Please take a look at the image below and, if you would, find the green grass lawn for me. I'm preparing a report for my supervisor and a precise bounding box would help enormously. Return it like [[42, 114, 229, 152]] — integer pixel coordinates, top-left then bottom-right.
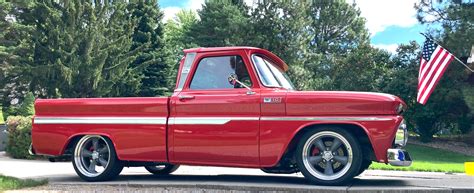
[[0, 175, 46, 191], [370, 144, 474, 173]]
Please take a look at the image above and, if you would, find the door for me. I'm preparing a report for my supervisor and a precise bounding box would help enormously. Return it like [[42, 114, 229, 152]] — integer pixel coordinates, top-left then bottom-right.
[[170, 52, 261, 166]]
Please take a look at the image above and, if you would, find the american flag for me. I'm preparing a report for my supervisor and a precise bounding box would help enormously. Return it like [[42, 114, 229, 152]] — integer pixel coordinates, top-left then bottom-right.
[[417, 39, 454, 105]]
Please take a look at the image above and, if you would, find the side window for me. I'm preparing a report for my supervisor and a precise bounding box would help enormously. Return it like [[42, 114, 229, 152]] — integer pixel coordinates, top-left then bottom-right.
[[176, 53, 196, 90], [190, 55, 252, 90]]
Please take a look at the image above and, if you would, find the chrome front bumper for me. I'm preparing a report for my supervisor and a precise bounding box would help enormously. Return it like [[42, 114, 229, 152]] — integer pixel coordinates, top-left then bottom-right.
[[387, 148, 412, 166]]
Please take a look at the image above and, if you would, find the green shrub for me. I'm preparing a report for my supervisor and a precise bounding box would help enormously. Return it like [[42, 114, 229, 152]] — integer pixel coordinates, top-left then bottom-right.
[[17, 92, 35, 116], [2, 106, 18, 119], [2, 92, 36, 119], [5, 116, 34, 159]]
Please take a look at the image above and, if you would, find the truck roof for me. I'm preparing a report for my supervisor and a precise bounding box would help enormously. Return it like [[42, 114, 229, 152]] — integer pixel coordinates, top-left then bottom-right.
[[183, 46, 289, 71], [183, 46, 263, 53]]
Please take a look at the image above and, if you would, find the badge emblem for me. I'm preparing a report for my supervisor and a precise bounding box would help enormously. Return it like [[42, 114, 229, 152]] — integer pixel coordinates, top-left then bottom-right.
[[263, 97, 282, 103]]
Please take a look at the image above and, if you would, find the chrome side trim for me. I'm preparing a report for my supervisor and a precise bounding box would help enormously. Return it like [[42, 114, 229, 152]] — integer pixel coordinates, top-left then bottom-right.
[[34, 117, 167, 125], [170, 117, 259, 125], [260, 117, 393, 121]]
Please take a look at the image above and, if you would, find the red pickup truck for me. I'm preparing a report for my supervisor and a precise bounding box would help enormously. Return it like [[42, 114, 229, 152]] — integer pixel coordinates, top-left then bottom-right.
[[30, 47, 411, 185]]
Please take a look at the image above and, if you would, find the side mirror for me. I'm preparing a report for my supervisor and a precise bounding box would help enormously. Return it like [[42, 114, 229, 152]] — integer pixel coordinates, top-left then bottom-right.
[[228, 73, 238, 86], [228, 74, 255, 95]]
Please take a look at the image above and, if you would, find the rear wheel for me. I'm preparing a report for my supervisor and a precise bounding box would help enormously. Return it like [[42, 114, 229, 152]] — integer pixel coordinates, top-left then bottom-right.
[[72, 135, 123, 181], [145, 164, 179, 175], [295, 128, 362, 185]]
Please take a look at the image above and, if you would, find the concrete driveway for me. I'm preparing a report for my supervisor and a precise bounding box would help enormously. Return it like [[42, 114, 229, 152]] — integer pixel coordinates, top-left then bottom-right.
[[1, 152, 473, 192]]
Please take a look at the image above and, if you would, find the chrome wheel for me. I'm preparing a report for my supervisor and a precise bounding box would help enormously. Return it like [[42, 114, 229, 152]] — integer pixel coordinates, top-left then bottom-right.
[[302, 131, 353, 181], [74, 135, 111, 178]]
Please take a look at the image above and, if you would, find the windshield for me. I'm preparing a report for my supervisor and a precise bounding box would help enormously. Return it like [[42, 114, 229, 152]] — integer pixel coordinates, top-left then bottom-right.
[[252, 55, 295, 90]]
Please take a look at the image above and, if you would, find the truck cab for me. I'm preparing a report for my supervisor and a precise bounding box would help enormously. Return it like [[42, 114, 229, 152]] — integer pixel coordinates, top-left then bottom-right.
[[170, 47, 291, 166]]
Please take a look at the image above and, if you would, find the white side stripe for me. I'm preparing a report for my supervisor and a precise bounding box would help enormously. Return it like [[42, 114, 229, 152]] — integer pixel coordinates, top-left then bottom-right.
[[169, 117, 259, 125], [34, 116, 393, 125], [34, 117, 167, 125], [260, 117, 393, 121]]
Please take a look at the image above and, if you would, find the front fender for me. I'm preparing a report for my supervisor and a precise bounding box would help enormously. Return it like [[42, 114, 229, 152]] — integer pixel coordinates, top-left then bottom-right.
[[258, 116, 402, 167]]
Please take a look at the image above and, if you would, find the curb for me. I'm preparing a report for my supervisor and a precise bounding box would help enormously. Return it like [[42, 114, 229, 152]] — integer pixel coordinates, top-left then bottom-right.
[[49, 181, 474, 193]]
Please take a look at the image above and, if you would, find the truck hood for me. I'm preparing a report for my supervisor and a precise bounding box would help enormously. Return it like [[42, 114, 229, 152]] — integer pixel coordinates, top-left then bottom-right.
[[285, 91, 406, 116]]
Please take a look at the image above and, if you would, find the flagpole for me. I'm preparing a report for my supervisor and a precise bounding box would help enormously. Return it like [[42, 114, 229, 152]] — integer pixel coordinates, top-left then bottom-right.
[[420, 33, 474, 72]]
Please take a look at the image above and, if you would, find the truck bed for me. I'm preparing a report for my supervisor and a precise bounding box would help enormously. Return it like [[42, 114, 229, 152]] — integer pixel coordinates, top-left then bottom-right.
[[32, 97, 170, 162], [35, 97, 169, 117]]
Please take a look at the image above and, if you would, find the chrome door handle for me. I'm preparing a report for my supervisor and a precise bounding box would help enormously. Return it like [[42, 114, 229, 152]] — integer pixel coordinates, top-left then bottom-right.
[[178, 95, 195, 100]]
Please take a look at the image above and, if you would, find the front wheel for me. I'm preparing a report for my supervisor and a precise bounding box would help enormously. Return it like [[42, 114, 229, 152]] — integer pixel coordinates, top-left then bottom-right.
[[145, 164, 180, 175], [295, 128, 362, 185], [356, 160, 372, 176], [72, 135, 123, 181]]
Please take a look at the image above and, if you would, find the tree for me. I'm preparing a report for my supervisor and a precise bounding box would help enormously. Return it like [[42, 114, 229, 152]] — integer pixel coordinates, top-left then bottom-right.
[[304, 0, 371, 90], [125, 0, 168, 97], [1, 0, 143, 98], [0, 0, 34, 104], [190, 1, 251, 47], [331, 45, 392, 91], [162, 10, 199, 90], [307, 0, 369, 55], [250, 2, 309, 61], [247, 1, 373, 91], [249, 2, 314, 90]]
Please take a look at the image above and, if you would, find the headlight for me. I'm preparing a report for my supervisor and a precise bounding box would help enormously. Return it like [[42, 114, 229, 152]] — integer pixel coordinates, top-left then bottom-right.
[[394, 119, 408, 147]]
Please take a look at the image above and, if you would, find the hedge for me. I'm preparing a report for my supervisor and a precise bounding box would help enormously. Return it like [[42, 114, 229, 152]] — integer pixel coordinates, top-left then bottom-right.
[[5, 116, 34, 159]]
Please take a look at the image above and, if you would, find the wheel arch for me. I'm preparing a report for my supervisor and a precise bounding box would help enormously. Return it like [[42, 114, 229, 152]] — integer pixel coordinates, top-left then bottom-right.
[[277, 122, 376, 167], [60, 133, 117, 158]]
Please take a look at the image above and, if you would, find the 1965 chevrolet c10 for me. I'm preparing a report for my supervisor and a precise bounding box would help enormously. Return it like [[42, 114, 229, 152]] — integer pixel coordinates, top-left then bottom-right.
[[30, 47, 412, 185]]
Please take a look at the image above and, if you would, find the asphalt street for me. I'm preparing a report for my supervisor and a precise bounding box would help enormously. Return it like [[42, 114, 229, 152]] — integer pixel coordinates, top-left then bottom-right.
[[1, 152, 473, 192]]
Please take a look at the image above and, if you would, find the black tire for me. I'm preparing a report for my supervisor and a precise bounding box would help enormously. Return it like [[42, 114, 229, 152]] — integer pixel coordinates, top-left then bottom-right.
[[145, 164, 180, 175], [72, 135, 123, 182], [356, 160, 372, 176], [295, 127, 362, 185]]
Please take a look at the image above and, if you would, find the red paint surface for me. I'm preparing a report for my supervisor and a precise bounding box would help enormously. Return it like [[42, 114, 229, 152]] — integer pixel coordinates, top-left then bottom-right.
[[32, 47, 406, 168], [33, 97, 169, 162]]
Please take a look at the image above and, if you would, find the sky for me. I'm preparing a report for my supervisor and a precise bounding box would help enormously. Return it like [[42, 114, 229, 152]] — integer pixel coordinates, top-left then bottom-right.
[[159, 0, 430, 53]]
